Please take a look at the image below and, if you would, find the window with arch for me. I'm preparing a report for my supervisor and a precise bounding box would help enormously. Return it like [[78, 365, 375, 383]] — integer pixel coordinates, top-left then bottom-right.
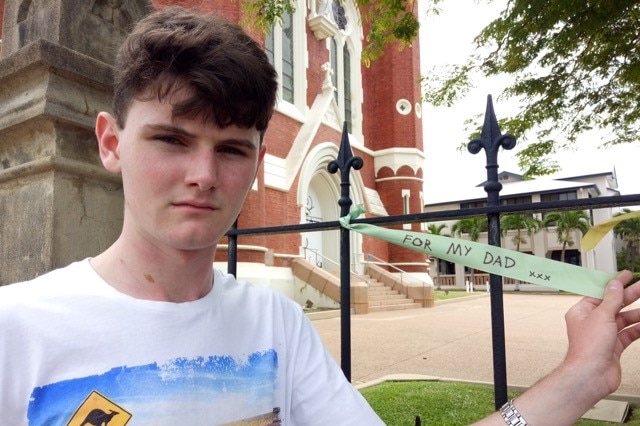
[[322, 0, 363, 141], [330, 38, 353, 133], [265, 2, 306, 118]]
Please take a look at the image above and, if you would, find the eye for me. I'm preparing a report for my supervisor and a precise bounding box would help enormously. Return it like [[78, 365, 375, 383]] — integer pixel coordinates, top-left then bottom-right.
[[218, 146, 247, 156], [155, 135, 185, 146]]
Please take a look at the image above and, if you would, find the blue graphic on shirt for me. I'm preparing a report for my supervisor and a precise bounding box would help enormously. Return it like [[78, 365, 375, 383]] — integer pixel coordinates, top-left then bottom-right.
[[27, 350, 279, 425]]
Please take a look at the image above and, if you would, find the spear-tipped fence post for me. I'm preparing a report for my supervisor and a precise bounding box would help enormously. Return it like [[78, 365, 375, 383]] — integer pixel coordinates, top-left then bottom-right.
[[468, 95, 517, 409], [328, 121, 363, 381]]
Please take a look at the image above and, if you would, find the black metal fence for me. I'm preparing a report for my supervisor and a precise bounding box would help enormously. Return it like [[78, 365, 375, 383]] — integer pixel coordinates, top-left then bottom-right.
[[226, 96, 640, 410]]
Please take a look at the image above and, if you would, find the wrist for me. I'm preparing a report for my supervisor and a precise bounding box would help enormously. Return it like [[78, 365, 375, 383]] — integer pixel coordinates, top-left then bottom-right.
[[499, 399, 529, 426], [556, 358, 613, 404], [510, 363, 606, 426]]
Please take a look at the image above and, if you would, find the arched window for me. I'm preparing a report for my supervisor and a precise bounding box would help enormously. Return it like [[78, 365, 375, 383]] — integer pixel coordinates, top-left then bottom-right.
[[330, 38, 338, 103], [330, 36, 354, 134], [343, 46, 352, 132], [265, 2, 306, 119], [314, 0, 363, 142]]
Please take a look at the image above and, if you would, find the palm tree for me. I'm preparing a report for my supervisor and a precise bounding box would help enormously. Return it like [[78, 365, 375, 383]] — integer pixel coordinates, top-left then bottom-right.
[[427, 223, 449, 289], [613, 208, 640, 273], [500, 214, 542, 290], [542, 210, 591, 263], [451, 217, 488, 289], [500, 214, 542, 252]]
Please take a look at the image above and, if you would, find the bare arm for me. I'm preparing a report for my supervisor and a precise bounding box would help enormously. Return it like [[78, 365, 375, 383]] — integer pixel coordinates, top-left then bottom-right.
[[473, 270, 640, 426]]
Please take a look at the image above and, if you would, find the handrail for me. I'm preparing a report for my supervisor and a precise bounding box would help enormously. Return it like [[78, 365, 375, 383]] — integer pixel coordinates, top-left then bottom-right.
[[364, 252, 432, 288], [302, 247, 371, 284]]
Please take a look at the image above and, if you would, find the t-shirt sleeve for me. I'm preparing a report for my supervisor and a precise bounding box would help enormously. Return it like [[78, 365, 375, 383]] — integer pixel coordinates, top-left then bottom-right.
[[287, 312, 384, 425]]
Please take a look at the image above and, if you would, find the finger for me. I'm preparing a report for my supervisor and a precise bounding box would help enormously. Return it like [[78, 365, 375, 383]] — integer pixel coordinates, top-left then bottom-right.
[[623, 277, 640, 308], [618, 323, 640, 351], [616, 308, 640, 331], [598, 278, 625, 316], [616, 270, 634, 285]]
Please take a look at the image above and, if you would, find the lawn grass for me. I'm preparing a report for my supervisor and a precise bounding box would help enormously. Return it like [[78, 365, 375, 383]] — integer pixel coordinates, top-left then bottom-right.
[[360, 381, 640, 426], [433, 289, 483, 301]]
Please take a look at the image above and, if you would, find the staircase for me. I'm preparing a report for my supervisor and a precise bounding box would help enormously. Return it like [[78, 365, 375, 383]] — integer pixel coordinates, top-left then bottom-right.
[[366, 276, 422, 313], [291, 258, 429, 315]]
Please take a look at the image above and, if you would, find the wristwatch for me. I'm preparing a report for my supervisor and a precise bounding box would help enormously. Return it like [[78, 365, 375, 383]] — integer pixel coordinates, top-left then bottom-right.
[[499, 399, 529, 426]]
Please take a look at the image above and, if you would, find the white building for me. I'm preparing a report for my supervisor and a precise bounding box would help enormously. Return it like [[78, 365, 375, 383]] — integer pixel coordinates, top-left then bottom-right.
[[423, 169, 621, 291]]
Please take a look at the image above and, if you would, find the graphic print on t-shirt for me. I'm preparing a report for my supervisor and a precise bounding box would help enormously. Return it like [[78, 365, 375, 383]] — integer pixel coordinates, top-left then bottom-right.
[[66, 391, 132, 426], [27, 350, 280, 425]]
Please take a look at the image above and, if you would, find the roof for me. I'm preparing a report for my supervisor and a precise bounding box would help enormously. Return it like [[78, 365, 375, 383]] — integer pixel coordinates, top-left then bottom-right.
[[425, 171, 601, 207]]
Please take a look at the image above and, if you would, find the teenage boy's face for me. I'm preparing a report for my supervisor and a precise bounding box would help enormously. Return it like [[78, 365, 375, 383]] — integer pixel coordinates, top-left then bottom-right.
[[97, 88, 265, 252]]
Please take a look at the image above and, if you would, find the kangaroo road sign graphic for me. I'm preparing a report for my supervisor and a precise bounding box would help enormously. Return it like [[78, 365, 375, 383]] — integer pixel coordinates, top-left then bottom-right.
[[67, 391, 132, 426]]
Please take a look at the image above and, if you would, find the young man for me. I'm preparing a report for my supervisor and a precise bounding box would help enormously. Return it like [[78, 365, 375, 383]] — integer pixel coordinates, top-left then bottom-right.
[[0, 7, 381, 425], [0, 5, 639, 426]]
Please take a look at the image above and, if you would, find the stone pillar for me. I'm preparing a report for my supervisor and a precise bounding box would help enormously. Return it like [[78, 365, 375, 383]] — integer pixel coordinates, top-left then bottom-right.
[[0, 0, 151, 285]]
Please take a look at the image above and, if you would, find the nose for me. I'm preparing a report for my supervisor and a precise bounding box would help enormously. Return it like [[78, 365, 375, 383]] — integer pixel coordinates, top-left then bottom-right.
[[184, 148, 219, 191]]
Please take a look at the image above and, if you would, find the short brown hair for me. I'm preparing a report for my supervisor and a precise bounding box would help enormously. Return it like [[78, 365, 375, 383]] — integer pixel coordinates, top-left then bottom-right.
[[112, 6, 278, 134]]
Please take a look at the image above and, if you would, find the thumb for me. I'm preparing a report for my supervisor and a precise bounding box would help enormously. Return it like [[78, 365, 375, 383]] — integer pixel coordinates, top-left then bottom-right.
[[598, 278, 624, 316]]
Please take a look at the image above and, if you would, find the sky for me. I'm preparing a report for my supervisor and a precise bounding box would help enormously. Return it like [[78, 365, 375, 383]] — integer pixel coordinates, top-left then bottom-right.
[[419, 0, 640, 204]]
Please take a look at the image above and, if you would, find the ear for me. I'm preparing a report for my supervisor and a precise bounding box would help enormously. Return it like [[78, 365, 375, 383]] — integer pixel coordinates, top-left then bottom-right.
[[258, 143, 267, 166], [253, 144, 267, 178], [95, 112, 122, 173]]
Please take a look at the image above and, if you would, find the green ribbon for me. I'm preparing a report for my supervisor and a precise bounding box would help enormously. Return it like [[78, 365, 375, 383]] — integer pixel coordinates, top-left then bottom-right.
[[340, 205, 617, 299]]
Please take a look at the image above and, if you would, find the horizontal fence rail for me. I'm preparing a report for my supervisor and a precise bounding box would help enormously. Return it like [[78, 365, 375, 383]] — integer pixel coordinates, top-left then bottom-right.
[[227, 193, 640, 237]]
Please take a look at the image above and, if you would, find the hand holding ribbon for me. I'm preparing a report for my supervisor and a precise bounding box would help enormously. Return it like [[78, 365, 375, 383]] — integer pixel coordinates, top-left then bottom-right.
[[340, 205, 618, 299]]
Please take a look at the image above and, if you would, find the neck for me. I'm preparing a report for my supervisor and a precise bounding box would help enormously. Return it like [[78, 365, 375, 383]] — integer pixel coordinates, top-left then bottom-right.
[[90, 237, 217, 303]]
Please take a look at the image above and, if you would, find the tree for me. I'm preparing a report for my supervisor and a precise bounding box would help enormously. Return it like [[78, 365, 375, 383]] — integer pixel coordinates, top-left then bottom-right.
[[613, 208, 640, 273], [427, 223, 449, 289], [424, 0, 640, 177], [241, 0, 421, 64], [500, 214, 541, 252], [542, 210, 591, 263], [451, 217, 488, 288], [500, 213, 541, 290]]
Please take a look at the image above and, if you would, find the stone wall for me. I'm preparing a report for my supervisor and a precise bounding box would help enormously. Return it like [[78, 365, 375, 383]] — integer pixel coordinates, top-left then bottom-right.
[[0, 0, 151, 284]]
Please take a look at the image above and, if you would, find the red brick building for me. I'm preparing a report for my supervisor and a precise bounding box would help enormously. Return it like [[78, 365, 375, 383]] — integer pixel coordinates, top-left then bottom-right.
[[0, 0, 429, 301], [148, 0, 429, 294]]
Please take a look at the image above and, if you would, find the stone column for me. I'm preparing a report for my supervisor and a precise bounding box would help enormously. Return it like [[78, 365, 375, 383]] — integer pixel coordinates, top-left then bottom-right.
[[0, 0, 151, 284]]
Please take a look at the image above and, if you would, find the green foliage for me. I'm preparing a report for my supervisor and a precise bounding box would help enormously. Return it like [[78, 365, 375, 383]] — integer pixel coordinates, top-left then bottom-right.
[[542, 210, 591, 262], [361, 381, 498, 425], [515, 140, 560, 178], [617, 249, 640, 276], [500, 214, 542, 251], [433, 289, 475, 301], [423, 0, 640, 177], [358, 0, 420, 64], [613, 208, 640, 272], [427, 223, 449, 237], [427, 223, 449, 288], [240, 0, 421, 64], [241, 0, 296, 31], [451, 217, 488, 242], [361, 381, 640, 426]]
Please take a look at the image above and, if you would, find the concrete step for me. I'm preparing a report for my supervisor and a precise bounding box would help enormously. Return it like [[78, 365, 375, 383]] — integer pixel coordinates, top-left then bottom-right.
[[368, 302, 423, 313], [367, 288, 399, 296], [368, 293, 406, 301], [348, 275, 425, 313], [366, 278, 423, 312], [369, 298, 418, 306]]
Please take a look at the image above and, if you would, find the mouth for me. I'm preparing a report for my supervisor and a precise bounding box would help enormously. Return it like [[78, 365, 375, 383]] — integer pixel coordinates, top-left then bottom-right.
[[172, 202, 217, 211]]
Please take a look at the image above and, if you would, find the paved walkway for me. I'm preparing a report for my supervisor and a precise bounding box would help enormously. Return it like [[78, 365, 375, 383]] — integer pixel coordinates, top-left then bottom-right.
[[311, 293, 640, 400]]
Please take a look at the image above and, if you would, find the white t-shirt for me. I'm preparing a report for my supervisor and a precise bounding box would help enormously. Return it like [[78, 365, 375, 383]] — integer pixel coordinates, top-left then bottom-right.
[[0, 259, 383, 425]]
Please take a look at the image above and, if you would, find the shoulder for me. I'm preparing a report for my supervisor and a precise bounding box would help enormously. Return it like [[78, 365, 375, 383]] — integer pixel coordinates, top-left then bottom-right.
[[0, 259, 91, 303], [213, 268, 304, 315]]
